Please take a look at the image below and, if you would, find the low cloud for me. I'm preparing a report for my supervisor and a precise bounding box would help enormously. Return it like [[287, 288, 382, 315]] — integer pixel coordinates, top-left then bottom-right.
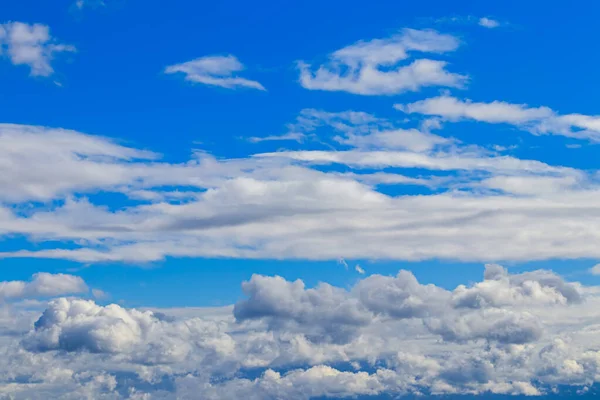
[[1, 266, 598, 398]]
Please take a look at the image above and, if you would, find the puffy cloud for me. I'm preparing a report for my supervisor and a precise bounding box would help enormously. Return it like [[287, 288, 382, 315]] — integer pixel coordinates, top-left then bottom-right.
[[233, 270, 453, 345], [234, 275, 372, 343], [24, 298, 235, 364], [0, 273, 88, 301], [426, 309, 543, 344], [0, 267, 599, 398], [452, 264, 583, 308], [353, 270, 450, 318], [191, 366, 388, 399], [299, 28, 466, 95], [0, 22, 75, 76], [232, 266, 579, 348], [165, 55, 265, 90]]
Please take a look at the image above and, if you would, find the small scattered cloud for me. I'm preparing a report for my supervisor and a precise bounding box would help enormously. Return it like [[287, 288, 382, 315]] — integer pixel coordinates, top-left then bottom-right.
[[355, 265, 365, 274], [0, 22, 75, 77], [338, 257, 349, 270], [434, 15, 504, 29], [247, 132, 305, 143], [479, 17, 500, 29], [590, 264, 600, 275], [165, 55, 265, 91]]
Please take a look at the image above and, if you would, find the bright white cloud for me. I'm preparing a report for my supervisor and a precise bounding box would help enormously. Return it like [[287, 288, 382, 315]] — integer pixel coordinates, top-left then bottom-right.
[[0, 267, 597, 398], [165, 55, 265, 90], [0, 22, 75, 76], [0, 273, 88, 301], [0, 116, 598, 264], [299, 28, 467, 95], [396, 95, 600, 141]]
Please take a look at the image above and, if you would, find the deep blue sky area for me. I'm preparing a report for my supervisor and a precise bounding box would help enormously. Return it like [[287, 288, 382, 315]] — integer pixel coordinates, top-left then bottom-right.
[[3, 0, 600, 308]]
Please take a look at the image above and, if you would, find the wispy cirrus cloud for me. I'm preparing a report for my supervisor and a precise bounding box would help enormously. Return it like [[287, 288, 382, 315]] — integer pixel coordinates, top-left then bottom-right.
[[165, 54, 266, 90], [396, 95, 600, 141]]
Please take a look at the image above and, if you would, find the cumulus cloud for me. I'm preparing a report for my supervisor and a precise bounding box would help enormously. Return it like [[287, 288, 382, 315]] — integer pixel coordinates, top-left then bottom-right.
[[24, 298, 235, 364], [234, 275, 372, 343], [0, 22, 75, 76], [0, 273, 88, 301], [2, 266, 600, 398], [426, 309, 543, 345], [232, 266, 585, 348], [354, 270, 450, 318], [299, 28, 467, 95], [165, 55, 265, 90], [452, 264, 583, 308]]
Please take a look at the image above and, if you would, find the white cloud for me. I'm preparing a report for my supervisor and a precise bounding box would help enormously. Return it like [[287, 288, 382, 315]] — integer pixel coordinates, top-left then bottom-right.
[[435, 16, 504, 29], [247, 132, 306, 143], [0, 115, 598, 264], [0, 22, 75, 76], [299, 28, 467, 95], [24, 297, 235, 364], [0, 266, 598, 398], [396, 95, 554, 123], [165, 55, 265, 90], [452, 264, 583, 308], [396, 95, 600, 142], [479, 17, 500, 28], [234, 275, 372, 344], [590, 264, 600, 275], [426, 308, 543, 344], [0, 273, 88, 301]]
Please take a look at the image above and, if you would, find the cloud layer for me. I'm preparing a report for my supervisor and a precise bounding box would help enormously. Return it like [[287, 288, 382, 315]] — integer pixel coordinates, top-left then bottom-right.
[[1, 105, 598, 264], [0, 266, 599, 398]]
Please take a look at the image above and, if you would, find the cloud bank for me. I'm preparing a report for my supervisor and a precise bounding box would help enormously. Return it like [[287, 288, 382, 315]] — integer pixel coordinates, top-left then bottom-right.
[[0, 266, 598, 398]]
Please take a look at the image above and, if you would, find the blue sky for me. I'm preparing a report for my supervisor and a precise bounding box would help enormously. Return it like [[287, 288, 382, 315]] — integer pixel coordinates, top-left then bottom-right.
[[3, 0, 600, 307], [4, 1, 600, 398]]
